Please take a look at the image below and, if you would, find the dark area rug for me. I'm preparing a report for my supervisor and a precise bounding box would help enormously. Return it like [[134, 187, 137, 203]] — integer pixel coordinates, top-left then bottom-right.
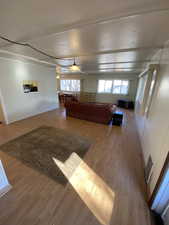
[[0, 126, 92, 185]]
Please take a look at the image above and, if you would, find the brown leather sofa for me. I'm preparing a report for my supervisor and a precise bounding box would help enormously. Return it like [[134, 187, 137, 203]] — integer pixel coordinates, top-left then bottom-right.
[[65, 101, 116, 124]]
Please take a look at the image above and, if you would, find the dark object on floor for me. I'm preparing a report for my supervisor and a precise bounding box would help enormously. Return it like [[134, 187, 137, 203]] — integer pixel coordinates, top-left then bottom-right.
[[117, 99, 126, 108], [112, 111, 123, 126], [117, 99, 134, 109], [65, 101, 116, 124], [0, 126, 91, 185], [127, 101, 134, 109]]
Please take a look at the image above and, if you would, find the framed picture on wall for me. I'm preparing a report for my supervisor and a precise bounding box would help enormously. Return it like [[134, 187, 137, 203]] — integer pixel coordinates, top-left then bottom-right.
[[23, 80, 38, 93]]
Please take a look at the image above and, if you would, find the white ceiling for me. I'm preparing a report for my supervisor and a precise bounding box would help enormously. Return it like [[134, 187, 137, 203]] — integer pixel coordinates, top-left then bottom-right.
[[0, 0, 169, 75]]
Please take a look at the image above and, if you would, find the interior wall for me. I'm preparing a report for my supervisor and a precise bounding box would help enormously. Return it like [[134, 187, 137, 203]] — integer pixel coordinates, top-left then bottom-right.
[[0, 57, 58, 124], [60, 73, 138, 104], [135, 41, 169, 196], [0, 101, 4, 123]]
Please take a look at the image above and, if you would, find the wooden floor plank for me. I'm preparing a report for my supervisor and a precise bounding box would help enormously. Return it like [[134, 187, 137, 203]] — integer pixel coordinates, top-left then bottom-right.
[[0, 107, 152, 225]]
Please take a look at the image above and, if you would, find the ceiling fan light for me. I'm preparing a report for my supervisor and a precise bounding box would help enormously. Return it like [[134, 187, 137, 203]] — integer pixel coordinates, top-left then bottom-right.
[[70, 64, 80, 71], [70, 58, 80, 72]]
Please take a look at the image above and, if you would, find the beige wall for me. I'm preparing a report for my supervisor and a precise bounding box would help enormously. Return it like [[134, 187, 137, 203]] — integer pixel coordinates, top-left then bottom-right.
[[135, 41, 169, 196], [60, 73, 138, 104]]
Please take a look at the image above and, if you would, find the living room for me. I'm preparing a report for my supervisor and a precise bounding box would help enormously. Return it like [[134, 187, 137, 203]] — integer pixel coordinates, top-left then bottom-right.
[[0, 1, 169, 225]]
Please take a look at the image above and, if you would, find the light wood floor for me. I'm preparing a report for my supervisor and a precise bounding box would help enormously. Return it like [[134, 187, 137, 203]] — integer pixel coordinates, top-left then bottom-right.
[[0, 107, 152, 225]]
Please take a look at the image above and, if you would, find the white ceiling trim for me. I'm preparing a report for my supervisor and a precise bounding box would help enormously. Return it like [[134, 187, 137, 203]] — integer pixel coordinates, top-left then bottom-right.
[[0, 49, 56, 67]]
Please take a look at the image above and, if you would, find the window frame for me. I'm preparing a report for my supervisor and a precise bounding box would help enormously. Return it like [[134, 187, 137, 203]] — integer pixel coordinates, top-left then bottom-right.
[[60, 79, 81, 92], [97, 79, 129, 95], [97, 80, 113, 94], [112, 80, 129, 95]]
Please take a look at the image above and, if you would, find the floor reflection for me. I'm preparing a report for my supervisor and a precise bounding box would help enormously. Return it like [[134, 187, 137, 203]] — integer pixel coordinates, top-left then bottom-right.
[[53, 153, 115, 225]]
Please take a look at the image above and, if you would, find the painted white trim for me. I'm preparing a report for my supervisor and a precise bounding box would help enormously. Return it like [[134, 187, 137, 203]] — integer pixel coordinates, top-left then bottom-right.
[[162, 202, 169, 219], [0, 50, 56, 67], [151, 168, 169, 214], [139, 68, 149, 78]]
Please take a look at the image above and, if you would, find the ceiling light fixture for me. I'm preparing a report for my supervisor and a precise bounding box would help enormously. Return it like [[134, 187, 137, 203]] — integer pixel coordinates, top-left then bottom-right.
[[70, 58, 80, 72]]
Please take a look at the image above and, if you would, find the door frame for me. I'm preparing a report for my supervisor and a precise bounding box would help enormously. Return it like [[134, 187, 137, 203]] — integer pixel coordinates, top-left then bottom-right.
[[149, 152, 169, 207], [0, 88, 8, 124]]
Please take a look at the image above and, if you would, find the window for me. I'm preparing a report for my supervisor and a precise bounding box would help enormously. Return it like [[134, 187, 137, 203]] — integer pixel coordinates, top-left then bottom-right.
[[136, 75, 148, 104], [98, 80, 112, 93], [60, 80, 80, 92], [112, 80, 129, 95], [144, 70, 157, 116], [98, 79, 129, 95]]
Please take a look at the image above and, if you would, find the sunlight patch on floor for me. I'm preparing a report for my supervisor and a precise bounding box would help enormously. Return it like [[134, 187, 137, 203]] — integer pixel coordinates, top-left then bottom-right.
[[53, 153, 115, 225]]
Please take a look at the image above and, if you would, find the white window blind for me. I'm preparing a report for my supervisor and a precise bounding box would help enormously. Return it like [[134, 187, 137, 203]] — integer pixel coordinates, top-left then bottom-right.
[[60, 80, 80, 92], [112, 80, 129, 95], [98, 80, 129, 95], [98, 80, 112, 93]]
